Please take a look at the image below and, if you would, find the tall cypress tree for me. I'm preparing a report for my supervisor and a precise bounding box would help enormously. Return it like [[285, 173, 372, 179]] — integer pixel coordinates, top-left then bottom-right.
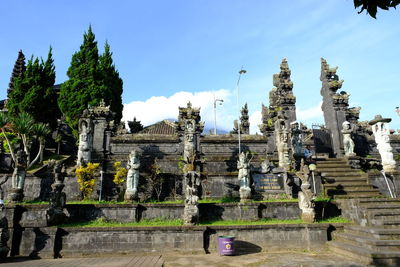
[[7, 50, 26, 97], [99, 41, 123, 123], [59, 26, 124, 137], [58, 26, 101, 137], [7, 47, 59, 129]]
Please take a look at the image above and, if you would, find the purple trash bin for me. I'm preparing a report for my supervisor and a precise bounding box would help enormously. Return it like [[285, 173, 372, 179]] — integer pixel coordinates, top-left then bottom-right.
[[218, 235, 235, 256]]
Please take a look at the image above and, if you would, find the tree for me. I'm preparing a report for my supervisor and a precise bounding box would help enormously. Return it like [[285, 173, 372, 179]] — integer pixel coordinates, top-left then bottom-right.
[[59, 26, 124, 137], [58, 26, 100, 137], [7, 50, 26, 97], [7, 48, 60, 129], [0, 112, 50, 201], [99, 41, 124, 123], [128, 117, 144, 133], [354, 0, 400, 18]]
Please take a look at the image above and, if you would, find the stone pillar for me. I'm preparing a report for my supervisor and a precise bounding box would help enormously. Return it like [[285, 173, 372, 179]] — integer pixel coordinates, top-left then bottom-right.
[[260, 59, 297, 154], [320, 58, 362, 157], [46, 162, 68, 226], [240, 103, 250, 135], [176, 102, 204, 225]]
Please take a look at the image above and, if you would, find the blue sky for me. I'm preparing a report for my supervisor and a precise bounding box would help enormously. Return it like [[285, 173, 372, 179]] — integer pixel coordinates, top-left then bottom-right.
[[0, 0, 399, 133]]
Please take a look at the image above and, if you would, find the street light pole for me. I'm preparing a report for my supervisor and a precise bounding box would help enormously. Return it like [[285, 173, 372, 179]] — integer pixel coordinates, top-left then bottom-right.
[[213, 94, 224, 135], [236, 67, 247, 154]]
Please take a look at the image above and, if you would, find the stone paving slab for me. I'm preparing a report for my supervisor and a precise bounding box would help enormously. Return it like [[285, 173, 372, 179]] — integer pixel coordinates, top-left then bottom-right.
[[0, 251, 365, 267], [0, 255, 163, 267], [162, 251, 365, 267]]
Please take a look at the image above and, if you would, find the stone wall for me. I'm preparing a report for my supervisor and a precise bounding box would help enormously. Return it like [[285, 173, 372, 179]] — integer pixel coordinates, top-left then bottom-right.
[[13, 224, 341, 258], [5, 202, 303, 227]]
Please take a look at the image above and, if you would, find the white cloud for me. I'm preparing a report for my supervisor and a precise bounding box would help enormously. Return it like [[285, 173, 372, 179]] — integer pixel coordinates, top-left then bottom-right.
[[122, 89, 235, 131], [296, 102, 324, 126], [249, 111, 262, 134]]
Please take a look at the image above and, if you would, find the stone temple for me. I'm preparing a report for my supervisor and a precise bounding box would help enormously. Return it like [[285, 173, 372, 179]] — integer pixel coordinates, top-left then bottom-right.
[[0, 58, 399, 266]]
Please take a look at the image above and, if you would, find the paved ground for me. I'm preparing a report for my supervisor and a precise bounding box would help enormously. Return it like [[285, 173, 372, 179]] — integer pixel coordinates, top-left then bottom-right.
[[0, 250, 365, 267]]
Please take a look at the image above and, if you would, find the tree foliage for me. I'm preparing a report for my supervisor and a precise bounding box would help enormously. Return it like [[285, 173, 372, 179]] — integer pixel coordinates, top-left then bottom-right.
[[99, 41, 124, 123], [354, 0, 400, 18], [128, 117, 144, 133], [59, 26, 124, 137], [7, 50, 26, 97], [7, 47, 60, 129], [0, 112, 50, 168]]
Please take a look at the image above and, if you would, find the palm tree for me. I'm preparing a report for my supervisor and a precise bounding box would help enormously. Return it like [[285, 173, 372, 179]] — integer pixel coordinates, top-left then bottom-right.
[[0, 112, 50, 201]]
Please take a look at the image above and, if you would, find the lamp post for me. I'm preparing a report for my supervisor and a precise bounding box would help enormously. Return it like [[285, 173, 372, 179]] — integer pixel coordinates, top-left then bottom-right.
[[236, 67, 247, 154], [213, 94, 224, 135]]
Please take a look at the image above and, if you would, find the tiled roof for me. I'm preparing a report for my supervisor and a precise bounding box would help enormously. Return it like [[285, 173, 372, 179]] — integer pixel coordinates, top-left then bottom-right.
[[138, 120, 177, 135]]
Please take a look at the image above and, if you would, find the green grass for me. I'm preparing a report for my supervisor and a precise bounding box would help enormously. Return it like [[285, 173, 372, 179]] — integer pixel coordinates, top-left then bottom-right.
[[317, 217, 351, 223], [59, 218, 184, 228], [59, 216, 350, 228], [66, 199, 184, 205], [198, 218, 303, 226], [27, 154, 69, 173]]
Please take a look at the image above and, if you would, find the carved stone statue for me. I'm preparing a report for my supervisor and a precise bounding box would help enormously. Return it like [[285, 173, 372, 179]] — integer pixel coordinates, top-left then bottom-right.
[[291, 122, 303, 156], [124, 150, 140, 201], [238, 151, 252, 202], [183, 171, 200, 225], [369, 115, 397, 173], [261, 159, 274, 174], [296, 163, 316, 223], [47, 162, 68, 225], [275, 118, 291, 169], [77, 120, 93, 166], [8, 150, 27, 202], [341, 121, 355, 157]]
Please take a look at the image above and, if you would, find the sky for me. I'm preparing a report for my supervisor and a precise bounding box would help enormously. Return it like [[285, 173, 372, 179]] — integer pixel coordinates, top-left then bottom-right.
[[0, 0, 399, 133]]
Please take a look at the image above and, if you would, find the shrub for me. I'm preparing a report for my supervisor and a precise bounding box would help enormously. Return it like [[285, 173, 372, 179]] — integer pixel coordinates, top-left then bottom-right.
[[76, 163, 100, 199], [113, 161, 127, 185]]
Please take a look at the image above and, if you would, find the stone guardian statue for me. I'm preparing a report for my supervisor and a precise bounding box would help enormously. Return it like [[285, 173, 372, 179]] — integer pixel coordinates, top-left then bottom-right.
[[124, 150, 140, 201], [341, 121, 356, 157], [238, 151, 252, 202], [369, 115, 397, 173], [296, 162, 316, 223]]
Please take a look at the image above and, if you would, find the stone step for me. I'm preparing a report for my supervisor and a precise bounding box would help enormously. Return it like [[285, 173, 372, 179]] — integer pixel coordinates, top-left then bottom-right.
[[333, 192, 382, 199], [316, 163, 350, 168], [334, 232, 400, 252], [363, 204, 400, 210], [382, 220, 400, 227], [318, 167, 355, 172], [359, 198, 400, 204], [320, 172, 367, 177], [324, 183, 374, 189], [317, 158, 348, 162], [345, 226, 400, 240], [328, 241, 400, 266], [371, 210, 400, 221]]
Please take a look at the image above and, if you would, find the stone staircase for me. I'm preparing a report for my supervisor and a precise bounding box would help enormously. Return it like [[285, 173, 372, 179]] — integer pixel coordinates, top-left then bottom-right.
[[317, 158, 400, 266], [316, 158, 381, 198]]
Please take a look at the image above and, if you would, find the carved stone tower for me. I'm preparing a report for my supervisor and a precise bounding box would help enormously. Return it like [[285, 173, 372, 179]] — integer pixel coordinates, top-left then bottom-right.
[[320, 58, 361, 157], [260, 59, 297, 153]]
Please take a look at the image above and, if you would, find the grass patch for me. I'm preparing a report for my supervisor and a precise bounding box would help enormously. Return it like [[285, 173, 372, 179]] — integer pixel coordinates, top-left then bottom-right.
[[66, 199, 184, 205], [59, 218, 184, 228], [253, 199, 298, 203], [317, 216, 351, 223], [27, 154, 69, 173], [199, 218, 303, 226], [58, 216, 350, 228]]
